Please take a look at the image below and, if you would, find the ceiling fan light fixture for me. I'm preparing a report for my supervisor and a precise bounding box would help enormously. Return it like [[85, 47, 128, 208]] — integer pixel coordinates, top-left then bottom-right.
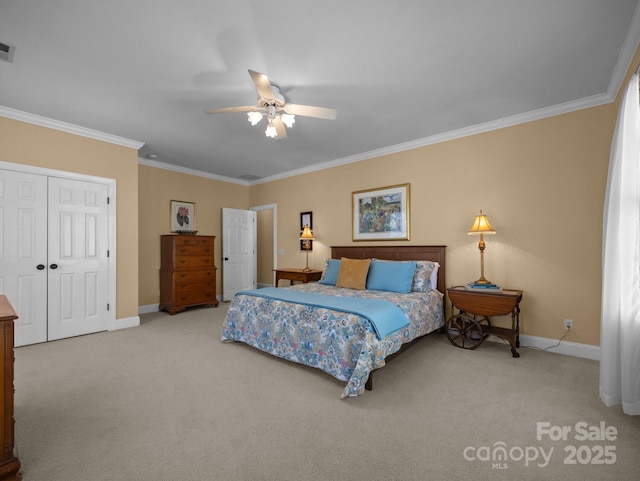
[[265, 122, 277, 138], [281, 113, 295, 128], [247, 111, 263, 126], [206, 70, 336, 140]]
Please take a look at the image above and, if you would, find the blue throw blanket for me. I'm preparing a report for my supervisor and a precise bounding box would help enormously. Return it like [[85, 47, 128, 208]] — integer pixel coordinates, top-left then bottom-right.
[[236, 287, 409, 340]]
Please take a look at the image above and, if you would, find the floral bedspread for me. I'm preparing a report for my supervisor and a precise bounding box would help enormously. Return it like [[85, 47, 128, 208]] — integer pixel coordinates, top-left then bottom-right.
[[221, 283, 444, 398]]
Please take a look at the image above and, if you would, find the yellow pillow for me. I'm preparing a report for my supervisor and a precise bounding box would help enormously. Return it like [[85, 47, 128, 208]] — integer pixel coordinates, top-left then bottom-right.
[[336, 257, 371, 290]]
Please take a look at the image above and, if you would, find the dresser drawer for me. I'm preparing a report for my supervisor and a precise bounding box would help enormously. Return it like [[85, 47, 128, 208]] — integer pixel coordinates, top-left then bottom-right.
[[174, 256, 215, 269], [174, 244, 214, 256], [175, 277, 215, 291], [174, 289, 217, 306], [173, 236, 214, 247], [173, 269, 216, 280]]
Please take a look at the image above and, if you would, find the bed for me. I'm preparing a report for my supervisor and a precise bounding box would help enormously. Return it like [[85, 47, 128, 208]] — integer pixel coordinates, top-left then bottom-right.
[[221, 245, 446, 398]]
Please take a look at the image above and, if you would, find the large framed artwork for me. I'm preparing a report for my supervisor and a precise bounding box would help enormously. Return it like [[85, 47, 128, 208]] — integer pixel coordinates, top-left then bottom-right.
[[352, 184, 410, 241], [170, 200, 196, 233]]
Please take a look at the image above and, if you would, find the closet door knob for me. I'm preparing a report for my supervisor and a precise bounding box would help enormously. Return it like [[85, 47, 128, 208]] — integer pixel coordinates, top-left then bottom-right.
[[50, 263, 58, 270], [36, 264, 45, 270]]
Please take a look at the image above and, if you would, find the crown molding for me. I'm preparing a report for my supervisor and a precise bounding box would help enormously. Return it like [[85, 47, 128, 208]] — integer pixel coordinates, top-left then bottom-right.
[[0, 105, 144, 149], [138, 157, 249, 186], [607, 0, 640, 98], [252, 92, 613, 185]]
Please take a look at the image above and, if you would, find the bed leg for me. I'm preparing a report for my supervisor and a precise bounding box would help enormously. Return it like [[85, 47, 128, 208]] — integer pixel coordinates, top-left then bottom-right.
[[365, 373, 373, 391]]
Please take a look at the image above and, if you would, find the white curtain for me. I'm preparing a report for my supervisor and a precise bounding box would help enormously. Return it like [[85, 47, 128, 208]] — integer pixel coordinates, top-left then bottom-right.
[[600, 72, 640, 415]]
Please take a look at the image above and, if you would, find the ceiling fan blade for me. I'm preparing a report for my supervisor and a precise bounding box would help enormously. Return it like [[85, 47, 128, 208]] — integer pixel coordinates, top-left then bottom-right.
[[248, 69, 276, 101], [284, 103, 337, 120], [204, 106, 256, 114], [273, 117, 287, 139]]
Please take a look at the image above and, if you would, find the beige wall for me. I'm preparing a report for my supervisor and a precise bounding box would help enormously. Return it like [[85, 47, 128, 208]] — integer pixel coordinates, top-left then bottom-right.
[[0, 97, 621, 347], [137, 165, 249, 305], [249, 102, 617, 347], [6, 42, 640, 346], [0, 117, 139, 321], [256, 208, 274, 285]]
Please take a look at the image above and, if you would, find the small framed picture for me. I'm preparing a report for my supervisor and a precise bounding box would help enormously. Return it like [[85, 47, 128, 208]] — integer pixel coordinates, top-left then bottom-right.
[[300, 211, 313, 230], [300, 211, 313, 251], [170, 200, 196, 232]]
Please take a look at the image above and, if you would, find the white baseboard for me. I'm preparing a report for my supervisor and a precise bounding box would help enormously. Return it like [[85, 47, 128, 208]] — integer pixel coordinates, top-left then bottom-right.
[[110, 315, 140, 331], [137, 296, 223, 315], [138, 304, 160, 315], [486, 334, 600, 361]]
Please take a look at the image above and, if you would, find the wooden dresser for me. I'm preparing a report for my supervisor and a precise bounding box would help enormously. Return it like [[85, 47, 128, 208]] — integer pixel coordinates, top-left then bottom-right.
[[0, 296, 21, 481], [159, 235, 219, 315]]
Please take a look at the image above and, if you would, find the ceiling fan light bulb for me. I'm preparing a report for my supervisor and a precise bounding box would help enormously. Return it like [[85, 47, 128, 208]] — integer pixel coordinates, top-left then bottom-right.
[[281, 113, 295, 128], [247, 111, 263, 126], [265, 123, 277, 138]]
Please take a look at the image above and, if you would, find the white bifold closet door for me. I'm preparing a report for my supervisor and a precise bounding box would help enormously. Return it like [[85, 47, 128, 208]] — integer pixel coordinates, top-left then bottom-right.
[[0, 169, 109, 346]]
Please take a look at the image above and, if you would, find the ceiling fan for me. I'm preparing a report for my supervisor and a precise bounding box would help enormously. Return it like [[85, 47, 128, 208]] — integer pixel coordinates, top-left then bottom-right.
[[204, 70, 337, 139]]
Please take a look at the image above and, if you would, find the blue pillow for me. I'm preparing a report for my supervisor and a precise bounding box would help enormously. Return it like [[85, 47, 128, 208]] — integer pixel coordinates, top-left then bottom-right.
[[366, 260, 417, 293], [318, 259, 341, 285]]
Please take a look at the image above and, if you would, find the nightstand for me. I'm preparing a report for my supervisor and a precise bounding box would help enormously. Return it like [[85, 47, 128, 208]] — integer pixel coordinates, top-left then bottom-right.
[[274, 268, 323, 286], [446, 286, 523, 357]]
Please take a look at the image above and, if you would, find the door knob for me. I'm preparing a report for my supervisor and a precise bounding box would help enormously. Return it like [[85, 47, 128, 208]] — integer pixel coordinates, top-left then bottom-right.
[[50, 263, 58, 269], [36, 264, 45, 270]]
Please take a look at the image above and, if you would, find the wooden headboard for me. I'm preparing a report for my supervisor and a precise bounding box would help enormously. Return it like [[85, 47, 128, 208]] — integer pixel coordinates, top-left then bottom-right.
[[330, 245, 446, 295]]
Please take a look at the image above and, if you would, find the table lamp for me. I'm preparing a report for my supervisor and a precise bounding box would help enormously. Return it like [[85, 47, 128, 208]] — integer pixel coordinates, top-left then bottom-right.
[[467, 210, 496, 285], [299, 225, 315, 272]]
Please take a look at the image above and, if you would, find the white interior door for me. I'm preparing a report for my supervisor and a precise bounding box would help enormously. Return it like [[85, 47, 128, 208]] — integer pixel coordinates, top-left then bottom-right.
[[47, 177, 109, 341], [0, 170, 48, 346], [222, 208, 256, 300]]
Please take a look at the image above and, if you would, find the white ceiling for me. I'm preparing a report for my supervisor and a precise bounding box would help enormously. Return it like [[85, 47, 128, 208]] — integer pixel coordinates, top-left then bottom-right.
[[1, 1, 639, 184]]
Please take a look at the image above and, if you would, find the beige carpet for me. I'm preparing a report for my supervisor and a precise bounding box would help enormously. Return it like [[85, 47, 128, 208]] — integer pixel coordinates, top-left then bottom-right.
[[13, 303, 640, 481]]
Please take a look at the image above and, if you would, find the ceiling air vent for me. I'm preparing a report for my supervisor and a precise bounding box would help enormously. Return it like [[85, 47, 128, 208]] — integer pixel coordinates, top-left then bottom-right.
[[0, 42, 15, 63]]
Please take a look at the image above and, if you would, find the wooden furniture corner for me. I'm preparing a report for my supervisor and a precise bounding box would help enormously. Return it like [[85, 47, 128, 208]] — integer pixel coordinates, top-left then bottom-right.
[[273, 268, 322, 286], [0, 296, 21, 481]]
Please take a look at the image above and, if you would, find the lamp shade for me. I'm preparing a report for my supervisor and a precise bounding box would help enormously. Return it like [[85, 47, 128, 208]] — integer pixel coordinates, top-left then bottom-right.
[[281, 113, 296, 128], [247, 111, 263, 126], [265, 123, 277, 138], [300, 225, 315, 240], [468, 210, 496, 235]]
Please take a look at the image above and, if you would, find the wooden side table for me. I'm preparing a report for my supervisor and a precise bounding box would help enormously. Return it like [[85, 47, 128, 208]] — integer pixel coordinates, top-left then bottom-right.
[[446, 286, 523, 357], [274, 268, 322, 287]]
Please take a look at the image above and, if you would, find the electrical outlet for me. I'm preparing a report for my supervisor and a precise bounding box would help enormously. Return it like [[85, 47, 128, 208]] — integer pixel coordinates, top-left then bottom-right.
[[564, 319, 573, 330]]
